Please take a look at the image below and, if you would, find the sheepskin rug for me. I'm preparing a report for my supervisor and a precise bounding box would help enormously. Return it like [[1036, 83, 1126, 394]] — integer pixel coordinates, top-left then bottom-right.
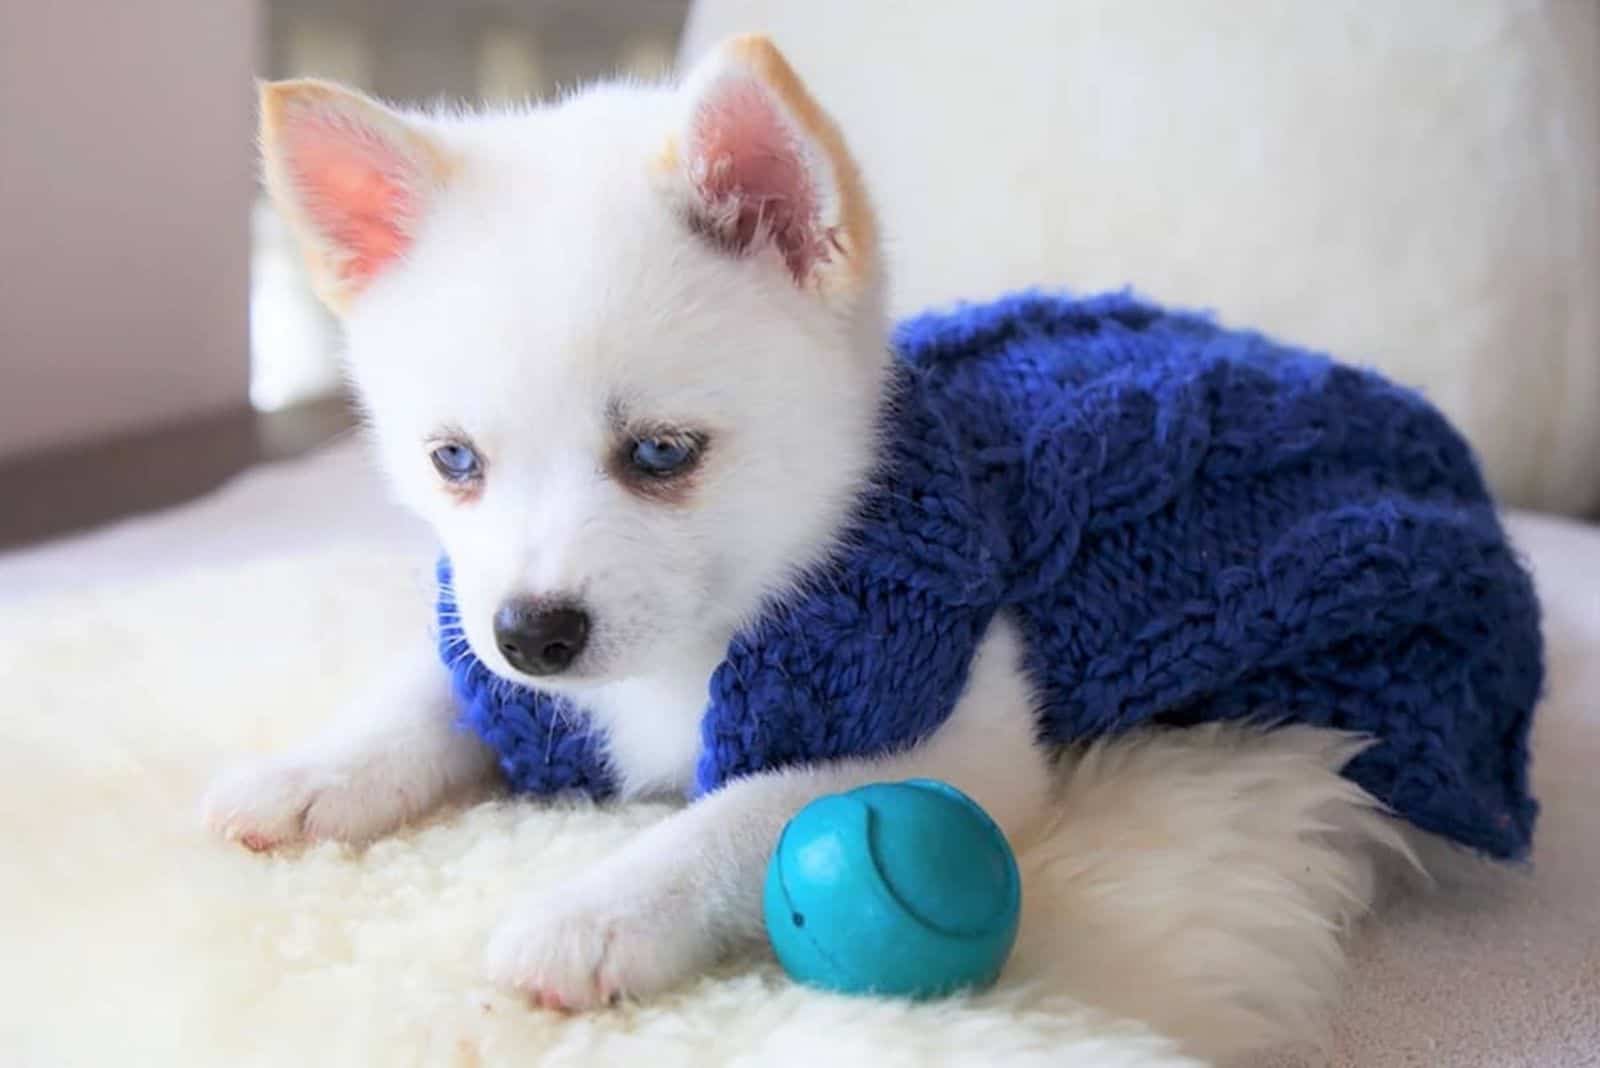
[[2, 546, 1411, 1067]]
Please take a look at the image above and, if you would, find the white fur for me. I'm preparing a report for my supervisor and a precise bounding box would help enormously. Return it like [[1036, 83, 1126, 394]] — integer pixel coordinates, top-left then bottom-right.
[[204, 41, 1417, 1056], [1013, 725, 1410, 1060]]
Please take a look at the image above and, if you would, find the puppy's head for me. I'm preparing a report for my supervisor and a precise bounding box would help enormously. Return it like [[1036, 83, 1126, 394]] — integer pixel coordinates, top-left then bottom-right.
[[261, 36, 888, 691]]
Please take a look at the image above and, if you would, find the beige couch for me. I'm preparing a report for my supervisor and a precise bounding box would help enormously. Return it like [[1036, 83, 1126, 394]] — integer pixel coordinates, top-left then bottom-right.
[[684, 0, 1600, 518]]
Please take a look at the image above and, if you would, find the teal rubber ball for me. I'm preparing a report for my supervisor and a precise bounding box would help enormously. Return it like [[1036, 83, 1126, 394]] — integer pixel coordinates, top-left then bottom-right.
[[763, 779, 1021, 998]]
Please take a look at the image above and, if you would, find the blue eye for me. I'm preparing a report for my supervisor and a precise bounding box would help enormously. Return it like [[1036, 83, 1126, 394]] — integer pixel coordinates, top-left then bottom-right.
[[430, 441, 482, 482], [630, 436, 697, 476]]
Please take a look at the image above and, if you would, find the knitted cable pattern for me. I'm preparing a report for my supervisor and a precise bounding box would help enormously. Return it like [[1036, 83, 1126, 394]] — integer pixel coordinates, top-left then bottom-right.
[[440, 291, 1542, 859]]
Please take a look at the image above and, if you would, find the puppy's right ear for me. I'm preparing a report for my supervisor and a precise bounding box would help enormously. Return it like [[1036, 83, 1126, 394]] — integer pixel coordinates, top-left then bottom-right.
[[259, 80, 455, 314]]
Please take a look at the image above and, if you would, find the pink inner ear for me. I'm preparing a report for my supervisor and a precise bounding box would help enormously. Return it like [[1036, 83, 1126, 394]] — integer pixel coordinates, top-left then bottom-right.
[[689, 76, 828, 282], [281, 106, 422, 286]]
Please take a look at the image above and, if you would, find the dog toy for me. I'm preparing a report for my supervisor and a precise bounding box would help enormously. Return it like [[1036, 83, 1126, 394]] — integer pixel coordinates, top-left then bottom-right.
[[762, 779, 1020, 998]]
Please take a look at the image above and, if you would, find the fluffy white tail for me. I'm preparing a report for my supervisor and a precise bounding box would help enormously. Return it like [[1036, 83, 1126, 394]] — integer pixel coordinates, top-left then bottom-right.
[[1006, 724, 1418, 1063]]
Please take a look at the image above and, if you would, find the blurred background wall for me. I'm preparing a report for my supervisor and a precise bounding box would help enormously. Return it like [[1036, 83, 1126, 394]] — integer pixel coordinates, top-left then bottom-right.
[[0, 0, 258, 459]]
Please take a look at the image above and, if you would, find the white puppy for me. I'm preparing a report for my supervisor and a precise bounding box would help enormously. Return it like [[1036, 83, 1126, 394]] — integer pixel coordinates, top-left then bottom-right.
[[203, 35, 1406, 1039]]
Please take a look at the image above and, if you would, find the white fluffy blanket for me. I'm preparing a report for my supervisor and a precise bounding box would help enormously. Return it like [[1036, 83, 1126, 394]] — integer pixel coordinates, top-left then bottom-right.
[[0, 544, 1404, 1067], [4, 512, 1597, 1066]]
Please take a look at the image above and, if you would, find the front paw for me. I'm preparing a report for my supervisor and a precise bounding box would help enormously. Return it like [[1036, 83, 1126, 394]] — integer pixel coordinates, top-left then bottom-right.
[[486, 873, 715, 1010], [200, 756, 403, 851]]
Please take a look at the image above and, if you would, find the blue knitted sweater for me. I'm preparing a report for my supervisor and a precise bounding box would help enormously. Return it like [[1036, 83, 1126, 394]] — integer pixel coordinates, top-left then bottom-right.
[[439, 292, 1542, 859]]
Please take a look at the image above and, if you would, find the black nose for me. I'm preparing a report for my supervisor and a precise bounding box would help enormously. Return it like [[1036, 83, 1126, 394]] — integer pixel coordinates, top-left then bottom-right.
[[493, 599, 590, 677]]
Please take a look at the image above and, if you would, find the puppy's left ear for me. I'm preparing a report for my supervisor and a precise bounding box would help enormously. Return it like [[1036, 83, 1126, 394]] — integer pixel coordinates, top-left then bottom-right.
[[662, 35, 878, 301]]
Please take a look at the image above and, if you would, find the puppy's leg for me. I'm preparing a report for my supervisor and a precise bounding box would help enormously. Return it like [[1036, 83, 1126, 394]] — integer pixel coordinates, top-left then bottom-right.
[[488, 614, 1051, 1009], [201, 652, 496, 849]]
